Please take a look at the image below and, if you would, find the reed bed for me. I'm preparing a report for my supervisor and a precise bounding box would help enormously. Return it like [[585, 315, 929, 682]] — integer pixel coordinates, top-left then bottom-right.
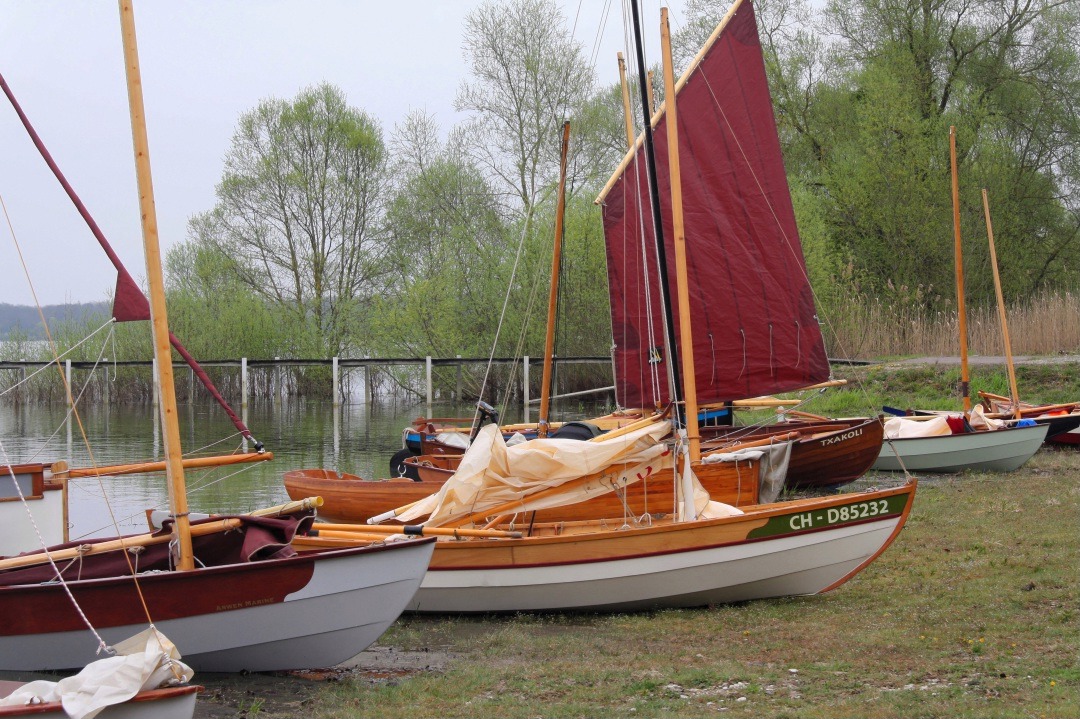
[[824, 289, 1080, 360]]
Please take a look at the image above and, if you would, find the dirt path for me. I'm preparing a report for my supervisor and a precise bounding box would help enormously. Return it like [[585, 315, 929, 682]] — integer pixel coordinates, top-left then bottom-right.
[[192, 645, 455, 718], [886, 354, 1080, 366]]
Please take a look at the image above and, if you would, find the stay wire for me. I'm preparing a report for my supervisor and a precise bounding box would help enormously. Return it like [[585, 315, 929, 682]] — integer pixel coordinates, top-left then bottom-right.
[[1, 190, 158, 651]]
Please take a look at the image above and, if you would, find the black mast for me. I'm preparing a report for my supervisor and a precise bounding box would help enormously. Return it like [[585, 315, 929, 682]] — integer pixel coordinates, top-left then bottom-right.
[[628, 0, 683, 413]]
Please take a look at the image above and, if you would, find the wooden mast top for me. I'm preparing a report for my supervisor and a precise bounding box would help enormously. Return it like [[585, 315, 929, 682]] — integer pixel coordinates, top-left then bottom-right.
[[617, 53, 635, 150], [949, 127, 972, 413], [537, 121, 571, 436], [117, 0, 194, 570], [981, 190, 1022, 418], [660, 7, 701, 462]]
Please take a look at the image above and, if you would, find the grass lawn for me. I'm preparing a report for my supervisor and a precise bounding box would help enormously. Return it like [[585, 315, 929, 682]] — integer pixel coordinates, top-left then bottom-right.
[[302, 444, 1078, 719], [184, 362, 1079, 718]]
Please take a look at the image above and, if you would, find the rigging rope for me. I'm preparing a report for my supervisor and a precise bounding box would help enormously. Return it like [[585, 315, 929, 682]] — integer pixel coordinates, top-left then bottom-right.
[[1, 190, 163, 645]]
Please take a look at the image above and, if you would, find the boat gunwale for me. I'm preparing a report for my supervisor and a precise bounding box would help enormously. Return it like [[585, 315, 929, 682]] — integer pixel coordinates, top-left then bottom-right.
[[298, 482, 915, 564]]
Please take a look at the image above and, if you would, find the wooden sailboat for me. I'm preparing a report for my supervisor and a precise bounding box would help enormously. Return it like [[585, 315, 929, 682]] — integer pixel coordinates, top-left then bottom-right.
[[287, 414, 880, 523], [873, 128, 1048, 472], [0, 0, 434, 674], [975, 391, 1080, 445], [293, 0, 915, 613], [700, 416, 885, 489]]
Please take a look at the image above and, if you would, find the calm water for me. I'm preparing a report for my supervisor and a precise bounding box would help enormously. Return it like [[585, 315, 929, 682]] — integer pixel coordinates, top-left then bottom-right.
[[0, 396, 605, 540]]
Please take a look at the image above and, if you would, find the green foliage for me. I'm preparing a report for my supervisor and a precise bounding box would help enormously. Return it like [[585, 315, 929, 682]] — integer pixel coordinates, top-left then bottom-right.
[[150, 0, 1080, 369], [673, 0, 1080, 316], [185, 83, 389, 357]]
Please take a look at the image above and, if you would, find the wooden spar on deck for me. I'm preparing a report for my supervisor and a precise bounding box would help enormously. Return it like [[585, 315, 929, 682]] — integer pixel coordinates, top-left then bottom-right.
[[706, 379, 850, 409], [949, 126, 971, 413], [617, 53, 635, 150], [981, 189, 1021, 419], [0, 517, 240, 572], [310, 523, 522, 539], [702, 431, 801, 452], [661, 7, 701, 463], [0, 497, 322, 572], [118, 0, 193, 570], [54, 451, 273, 479], [537, 121, 571, 437]]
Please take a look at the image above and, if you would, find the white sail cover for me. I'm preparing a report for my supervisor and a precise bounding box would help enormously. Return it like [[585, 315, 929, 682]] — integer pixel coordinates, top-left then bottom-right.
[[0, 627, 193, 719], [883, 416, 953, 438], [395, 421, 676, 526]]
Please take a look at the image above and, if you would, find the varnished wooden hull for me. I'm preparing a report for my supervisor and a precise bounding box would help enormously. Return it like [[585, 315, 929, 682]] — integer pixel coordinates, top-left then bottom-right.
[[285, 456, 762, 526], [701, 418, 884, 490], [0, 538, 434, 672], [298, 482, 916, 613]]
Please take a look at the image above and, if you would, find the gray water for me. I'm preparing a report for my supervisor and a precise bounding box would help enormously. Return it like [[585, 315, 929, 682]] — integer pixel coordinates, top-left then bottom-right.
[[0, 397, 606, 540]]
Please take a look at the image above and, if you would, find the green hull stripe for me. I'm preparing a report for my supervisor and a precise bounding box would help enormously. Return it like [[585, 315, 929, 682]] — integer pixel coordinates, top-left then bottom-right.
[[747, 493, 909, 539]]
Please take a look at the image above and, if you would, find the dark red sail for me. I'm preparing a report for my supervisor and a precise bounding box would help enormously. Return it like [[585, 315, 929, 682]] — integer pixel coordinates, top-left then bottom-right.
[[598, 0, 829, 408]]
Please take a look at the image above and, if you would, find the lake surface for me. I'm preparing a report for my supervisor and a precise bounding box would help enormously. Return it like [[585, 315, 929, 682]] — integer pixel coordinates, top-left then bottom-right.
[[0, 397, 606, 540]]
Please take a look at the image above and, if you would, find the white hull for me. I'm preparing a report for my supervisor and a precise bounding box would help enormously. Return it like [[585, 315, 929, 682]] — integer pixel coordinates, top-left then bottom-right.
[[0, 490, 64, 557], [0, 539, 434, 673], [872, 424, 1047, 472], [0, 468, 64, 557], [409, 514, 905, 614]]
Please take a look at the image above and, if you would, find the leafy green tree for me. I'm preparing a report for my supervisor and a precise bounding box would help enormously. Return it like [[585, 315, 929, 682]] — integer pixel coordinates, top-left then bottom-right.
[[456, 0, 596, 216], [374, 112, 512, 360], [188, 83, 389, 356], [164, 239, 300, 359], [821, 0, 1080, 303]]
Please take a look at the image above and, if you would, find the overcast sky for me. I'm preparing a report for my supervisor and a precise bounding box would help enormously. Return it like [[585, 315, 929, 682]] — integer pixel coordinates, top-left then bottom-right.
[[0, 0, 688, 306]]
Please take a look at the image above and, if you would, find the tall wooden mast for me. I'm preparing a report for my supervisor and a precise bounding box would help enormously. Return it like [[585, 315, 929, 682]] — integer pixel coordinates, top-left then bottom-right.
[[949, 126, 971, 413], [660, 7, 701, 461], [981, 190, 1022, 419], [537, 121, 571, 436], [117, 0, 194, 570], [617, 53, 635, 150]]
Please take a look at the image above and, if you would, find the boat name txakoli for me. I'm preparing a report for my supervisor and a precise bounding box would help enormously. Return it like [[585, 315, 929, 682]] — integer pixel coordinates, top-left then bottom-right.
[[818, 427, 864, 446], [748, 493, 909, 540]]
